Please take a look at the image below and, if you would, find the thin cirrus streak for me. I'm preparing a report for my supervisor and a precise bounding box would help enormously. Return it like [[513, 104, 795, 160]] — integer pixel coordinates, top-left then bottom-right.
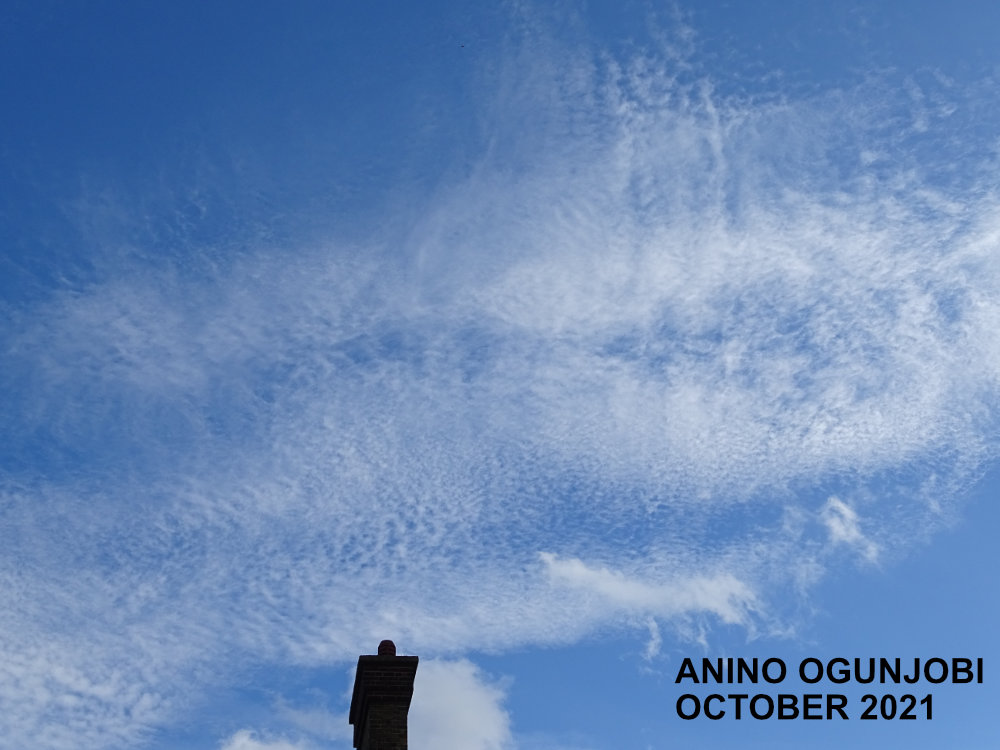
[[1, 32, 999, 750]]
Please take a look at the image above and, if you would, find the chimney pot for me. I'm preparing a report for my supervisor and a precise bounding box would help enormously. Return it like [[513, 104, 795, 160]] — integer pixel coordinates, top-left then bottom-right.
[[349, 639, 418, 750]]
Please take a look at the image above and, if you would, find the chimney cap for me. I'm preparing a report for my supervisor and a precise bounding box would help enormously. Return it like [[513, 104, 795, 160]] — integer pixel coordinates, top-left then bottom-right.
[[377, 639, 396, 656]]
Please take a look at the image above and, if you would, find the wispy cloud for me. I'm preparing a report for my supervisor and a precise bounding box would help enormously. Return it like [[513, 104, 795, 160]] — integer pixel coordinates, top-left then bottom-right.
[[540, 553, 756, 625], [822, 497, 879, 562], [2, 11, 999, 749]]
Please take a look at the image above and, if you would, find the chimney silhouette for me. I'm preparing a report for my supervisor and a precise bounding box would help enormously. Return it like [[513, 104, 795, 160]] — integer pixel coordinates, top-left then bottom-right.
[[349, 640, 419, 750]]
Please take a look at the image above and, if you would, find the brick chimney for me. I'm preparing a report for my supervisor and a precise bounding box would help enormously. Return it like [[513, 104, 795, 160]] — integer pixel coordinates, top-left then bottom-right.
[[349, 640, 419, 750]]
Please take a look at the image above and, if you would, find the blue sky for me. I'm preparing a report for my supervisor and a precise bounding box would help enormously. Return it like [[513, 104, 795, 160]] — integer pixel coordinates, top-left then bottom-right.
[[2, 2, 999, 748]]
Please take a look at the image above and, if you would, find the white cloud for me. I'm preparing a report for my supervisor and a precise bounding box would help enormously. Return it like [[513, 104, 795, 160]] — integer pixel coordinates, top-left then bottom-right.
[[540, 553, 756, 626], [275, 703, 351, 744], [2, 10, 999, 750], [822, 497, 880, 563], [643, 618, 662, 662], [409, 659, 514, 750]]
